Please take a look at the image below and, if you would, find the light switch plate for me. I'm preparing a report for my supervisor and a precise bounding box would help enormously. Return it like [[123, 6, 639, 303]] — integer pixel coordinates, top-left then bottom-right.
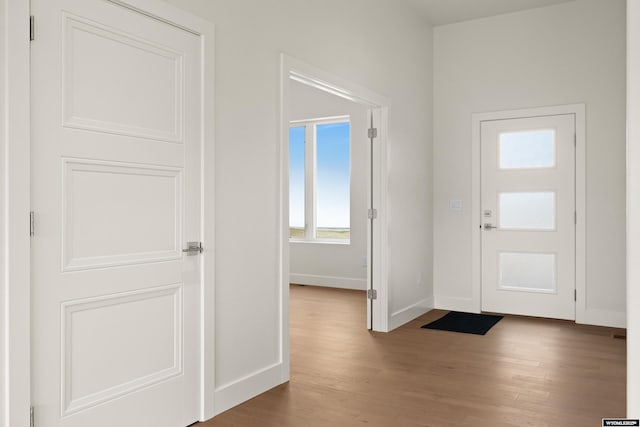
[[449, 199, 463, 211]]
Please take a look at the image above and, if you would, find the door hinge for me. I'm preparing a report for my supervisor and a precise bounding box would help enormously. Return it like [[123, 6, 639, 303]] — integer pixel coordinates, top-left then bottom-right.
[[30, 211, 35, 236], [30, 406, 34, 427], [367, 289, 377, 300], [574, 211, 577, 225], [574, 133, 577, 147], [574, 289, 577, 301], [29, 15, 34, 41], [367, 208, 377, 220], [368, 127, 377, 139]]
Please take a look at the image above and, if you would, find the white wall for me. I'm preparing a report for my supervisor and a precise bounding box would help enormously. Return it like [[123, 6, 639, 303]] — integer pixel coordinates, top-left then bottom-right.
[[433, 0, 627, 327], [628, 0, 639, 417], [164, 0, 433, 414], [289, 81, 368, 290]]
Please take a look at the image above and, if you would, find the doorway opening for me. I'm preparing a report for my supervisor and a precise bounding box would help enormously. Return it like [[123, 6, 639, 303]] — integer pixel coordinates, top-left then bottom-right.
[[287, 81, 366, 336], [279, 53, 391, 379]]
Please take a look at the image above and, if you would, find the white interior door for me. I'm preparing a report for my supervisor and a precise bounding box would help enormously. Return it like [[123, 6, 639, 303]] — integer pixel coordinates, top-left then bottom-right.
[[31, 0, 202, 425], [366, 108, 383, 331], [481, 114, 575, 320]]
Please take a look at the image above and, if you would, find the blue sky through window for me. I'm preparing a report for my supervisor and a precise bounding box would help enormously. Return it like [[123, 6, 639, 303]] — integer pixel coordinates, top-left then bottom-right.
[[316, 122, 350, 229]]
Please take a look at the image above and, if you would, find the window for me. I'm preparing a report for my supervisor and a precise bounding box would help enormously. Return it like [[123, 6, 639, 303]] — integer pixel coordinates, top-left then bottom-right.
[[289, 117, 351, 242], [499, 192, 556, 230], [499, 129, 555, 169]]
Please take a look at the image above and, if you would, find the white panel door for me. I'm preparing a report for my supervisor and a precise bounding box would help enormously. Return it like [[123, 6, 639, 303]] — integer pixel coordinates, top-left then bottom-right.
[[481, 115, 575, 320], [31, 0, 202, 425]]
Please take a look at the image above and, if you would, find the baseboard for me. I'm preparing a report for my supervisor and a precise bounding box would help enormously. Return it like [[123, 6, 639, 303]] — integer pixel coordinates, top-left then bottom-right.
[[213, 362, 284, 416], [435, 296, 626, 328], [578, 308, 626, 328], [434, 296, 480, 314], [290, 273, 367, 290], [388, 297, 434, 331]]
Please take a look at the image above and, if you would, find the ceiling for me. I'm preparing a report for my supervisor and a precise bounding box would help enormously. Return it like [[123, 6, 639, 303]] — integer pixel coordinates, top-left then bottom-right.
[[405, 0, 576, 26]]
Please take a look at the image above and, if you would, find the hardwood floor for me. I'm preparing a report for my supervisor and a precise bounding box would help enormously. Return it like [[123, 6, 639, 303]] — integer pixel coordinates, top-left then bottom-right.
[[200, 285, 626, 426]]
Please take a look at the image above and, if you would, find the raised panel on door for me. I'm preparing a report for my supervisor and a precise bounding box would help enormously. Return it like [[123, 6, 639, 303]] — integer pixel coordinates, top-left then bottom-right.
[[31, 0, 202, 426], [62, 13, 184, 142], [61, 285, 183, 416], [480, 114, 575, 320], [62, 159, 183, 270]]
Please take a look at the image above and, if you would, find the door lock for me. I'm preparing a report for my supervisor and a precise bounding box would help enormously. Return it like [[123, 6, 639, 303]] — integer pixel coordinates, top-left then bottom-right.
[[183, 241, 203, 256]]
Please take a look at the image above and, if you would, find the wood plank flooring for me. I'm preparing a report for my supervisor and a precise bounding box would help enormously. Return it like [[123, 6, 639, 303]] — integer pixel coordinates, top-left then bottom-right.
[[200, 285, 626, 426]]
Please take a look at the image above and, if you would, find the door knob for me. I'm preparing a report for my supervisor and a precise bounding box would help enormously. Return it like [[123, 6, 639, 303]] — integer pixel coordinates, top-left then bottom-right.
[[483, 223, 497, 230]]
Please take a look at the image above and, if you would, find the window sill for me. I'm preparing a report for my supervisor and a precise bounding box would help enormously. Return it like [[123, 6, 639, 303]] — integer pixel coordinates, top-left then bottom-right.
[[289, 239, 351, 246]]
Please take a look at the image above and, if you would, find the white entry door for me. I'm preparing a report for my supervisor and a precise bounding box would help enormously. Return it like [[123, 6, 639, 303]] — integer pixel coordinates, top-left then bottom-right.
[[481, 114, 575, 320], [31, 0, 202, 425]]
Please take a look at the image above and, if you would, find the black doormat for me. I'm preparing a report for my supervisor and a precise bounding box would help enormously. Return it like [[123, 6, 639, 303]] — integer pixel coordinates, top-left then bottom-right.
[[421, 311, 503, 335]]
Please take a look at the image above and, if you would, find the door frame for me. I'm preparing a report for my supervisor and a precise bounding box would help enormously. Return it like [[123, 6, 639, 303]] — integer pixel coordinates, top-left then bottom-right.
[[278, 54, 391, 376], [470, 104, 586, 322], [0, 1, 216, 425], [629, 0, 640, 414]]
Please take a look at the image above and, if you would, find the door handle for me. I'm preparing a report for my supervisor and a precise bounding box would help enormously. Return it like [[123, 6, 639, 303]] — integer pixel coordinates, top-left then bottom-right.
[[483, 223, 497, 231], [183, 241, 203, 256]]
